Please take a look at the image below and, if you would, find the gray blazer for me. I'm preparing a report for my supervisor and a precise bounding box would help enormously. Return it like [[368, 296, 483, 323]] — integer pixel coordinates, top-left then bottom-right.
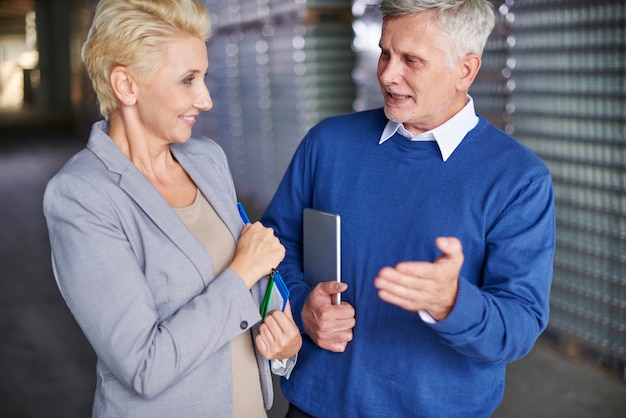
[[44, 121, 289, 417]]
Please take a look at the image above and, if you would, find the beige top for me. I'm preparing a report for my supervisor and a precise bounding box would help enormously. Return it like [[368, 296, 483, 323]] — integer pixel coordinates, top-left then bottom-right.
[[174, 190, 266, 417]]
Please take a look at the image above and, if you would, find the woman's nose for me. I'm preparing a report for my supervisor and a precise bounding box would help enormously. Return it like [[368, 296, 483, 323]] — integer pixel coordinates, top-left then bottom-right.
[[195, 84, 213, 111]]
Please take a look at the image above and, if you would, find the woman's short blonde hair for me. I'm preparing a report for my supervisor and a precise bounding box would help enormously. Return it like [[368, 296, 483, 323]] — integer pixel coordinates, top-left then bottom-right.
[[81, 0, 211, 120]]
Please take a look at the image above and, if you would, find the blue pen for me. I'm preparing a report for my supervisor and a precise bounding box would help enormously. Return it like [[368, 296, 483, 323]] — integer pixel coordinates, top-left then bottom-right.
[[237, 202, 250, 225]]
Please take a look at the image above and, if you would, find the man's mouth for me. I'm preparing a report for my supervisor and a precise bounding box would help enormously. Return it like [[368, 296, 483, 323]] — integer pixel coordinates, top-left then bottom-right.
[[389, 93, 410, 100]]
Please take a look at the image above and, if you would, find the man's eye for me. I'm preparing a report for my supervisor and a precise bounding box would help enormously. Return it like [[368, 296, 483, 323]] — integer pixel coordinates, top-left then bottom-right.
[[406, 57, 423, 66]]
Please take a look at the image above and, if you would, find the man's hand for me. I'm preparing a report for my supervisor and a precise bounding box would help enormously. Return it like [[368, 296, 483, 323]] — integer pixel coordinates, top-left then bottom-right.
[[302, 281, 355, 352], [374, 237, 464, 321]]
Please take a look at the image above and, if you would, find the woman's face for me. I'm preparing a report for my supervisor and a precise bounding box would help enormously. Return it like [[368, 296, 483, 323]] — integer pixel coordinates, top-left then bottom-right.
[[135, 36, 212, 145]]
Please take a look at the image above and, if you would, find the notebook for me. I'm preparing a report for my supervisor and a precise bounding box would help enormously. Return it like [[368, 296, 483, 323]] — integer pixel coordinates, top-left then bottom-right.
[[303, 208, 341, 305]]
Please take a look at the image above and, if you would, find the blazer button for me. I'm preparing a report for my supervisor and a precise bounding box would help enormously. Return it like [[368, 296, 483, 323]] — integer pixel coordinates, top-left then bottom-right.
[[240, 321, 248, 330]]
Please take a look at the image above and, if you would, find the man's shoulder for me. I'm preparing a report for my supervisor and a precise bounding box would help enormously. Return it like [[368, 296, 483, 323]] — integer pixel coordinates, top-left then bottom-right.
[[305, 108, 387, 146], [475, 117, 546, 159], [315, 107, 386, 131]]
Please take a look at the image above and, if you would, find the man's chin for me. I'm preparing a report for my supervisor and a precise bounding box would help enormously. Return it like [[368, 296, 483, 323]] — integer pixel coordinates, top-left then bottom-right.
[[383, 107, 404, 124]]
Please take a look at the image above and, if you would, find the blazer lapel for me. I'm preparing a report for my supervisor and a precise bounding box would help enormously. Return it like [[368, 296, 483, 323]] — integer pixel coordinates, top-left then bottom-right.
[[86, 122, 216, 286], [171, 142, 242, 242]]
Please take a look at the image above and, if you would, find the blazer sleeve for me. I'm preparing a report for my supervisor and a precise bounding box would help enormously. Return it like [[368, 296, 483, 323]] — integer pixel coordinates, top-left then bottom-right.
[[44, 171, 262, 399]]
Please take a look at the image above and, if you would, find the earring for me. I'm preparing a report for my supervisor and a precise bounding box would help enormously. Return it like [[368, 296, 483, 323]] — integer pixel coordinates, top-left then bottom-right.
[[128, 100, 135, 106]]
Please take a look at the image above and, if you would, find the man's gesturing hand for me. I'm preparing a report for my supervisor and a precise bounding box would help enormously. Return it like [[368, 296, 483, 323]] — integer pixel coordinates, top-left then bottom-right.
[[374, 237, 464, 321]]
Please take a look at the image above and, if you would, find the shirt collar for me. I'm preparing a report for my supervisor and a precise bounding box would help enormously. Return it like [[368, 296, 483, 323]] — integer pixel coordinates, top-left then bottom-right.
[[379, 95, 479, 161]]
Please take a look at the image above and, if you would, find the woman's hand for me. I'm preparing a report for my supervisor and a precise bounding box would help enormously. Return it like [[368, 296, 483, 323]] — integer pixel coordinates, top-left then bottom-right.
[[255, 301, 302, 360], [228, 222, 285, 288]]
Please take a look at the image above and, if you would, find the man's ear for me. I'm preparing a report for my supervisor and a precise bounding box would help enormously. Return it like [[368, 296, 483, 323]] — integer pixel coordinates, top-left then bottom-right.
[[110, 65, 137, 106], [456, 53, 481, 92]]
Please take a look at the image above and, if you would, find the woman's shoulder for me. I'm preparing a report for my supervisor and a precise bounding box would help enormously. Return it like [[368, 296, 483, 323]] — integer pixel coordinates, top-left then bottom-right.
[[46, 147, 108, 189]]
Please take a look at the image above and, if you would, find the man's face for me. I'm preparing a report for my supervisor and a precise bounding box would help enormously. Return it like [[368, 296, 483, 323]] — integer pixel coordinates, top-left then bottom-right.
[[377, 11, 467, 135]]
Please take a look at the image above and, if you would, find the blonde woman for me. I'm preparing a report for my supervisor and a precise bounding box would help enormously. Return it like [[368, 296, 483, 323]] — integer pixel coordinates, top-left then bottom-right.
[[44, 1, 301, 416]]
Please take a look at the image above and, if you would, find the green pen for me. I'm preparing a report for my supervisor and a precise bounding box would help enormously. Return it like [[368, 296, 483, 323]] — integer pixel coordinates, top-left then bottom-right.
[[260, 271, 275, 318]]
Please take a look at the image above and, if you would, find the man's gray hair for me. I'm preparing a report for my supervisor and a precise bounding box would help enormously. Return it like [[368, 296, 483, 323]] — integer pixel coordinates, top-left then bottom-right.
[[380, 0, 495, 69]]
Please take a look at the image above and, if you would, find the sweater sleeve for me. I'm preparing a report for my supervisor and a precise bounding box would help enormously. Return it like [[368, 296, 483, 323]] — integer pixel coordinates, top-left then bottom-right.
[[261, 137, 315, 333], [429, 173, 555, 364]]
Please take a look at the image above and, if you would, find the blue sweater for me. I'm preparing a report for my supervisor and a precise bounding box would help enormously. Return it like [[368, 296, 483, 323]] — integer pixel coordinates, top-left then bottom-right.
[[262, 108, 555, 417]]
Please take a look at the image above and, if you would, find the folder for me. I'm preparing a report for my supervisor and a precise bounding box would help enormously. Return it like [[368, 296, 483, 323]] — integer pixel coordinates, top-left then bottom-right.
[[260, 269, 289, 318]]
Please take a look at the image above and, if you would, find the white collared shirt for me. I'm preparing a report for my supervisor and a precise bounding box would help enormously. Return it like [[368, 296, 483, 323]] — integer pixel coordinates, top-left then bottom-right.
[[379, 95, 479, 162]]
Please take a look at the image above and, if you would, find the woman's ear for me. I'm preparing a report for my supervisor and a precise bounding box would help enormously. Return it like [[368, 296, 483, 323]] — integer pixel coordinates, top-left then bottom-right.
[[110, 65, 137, 106], [456, 53, 481, 92]]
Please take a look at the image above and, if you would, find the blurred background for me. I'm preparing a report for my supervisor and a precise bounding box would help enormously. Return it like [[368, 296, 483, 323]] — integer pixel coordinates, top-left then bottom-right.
[[0, 0, 624, 416]]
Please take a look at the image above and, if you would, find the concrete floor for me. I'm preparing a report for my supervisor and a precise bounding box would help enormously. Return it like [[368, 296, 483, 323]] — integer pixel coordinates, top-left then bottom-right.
[[1, 111, 625, 417]]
